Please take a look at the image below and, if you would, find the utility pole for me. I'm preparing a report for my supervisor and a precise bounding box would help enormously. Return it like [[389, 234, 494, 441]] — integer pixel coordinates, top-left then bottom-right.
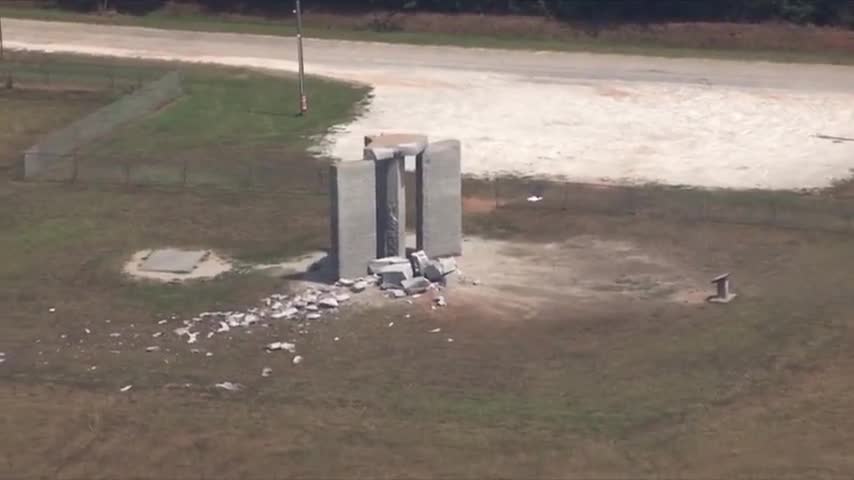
[[295, 0, 308, 115], [0, 15, 5, 60]]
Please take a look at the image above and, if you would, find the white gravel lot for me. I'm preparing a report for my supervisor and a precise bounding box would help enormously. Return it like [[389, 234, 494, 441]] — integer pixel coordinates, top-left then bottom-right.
[[6, 18, 854, 190]]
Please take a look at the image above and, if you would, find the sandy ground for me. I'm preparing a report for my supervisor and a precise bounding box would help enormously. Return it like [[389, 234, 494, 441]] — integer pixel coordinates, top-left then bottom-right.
[[6, 18, 854, 190]]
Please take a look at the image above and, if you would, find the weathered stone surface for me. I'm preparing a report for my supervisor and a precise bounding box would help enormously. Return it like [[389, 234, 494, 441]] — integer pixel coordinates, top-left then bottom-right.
[[417, 139, 462, 258], [375, 154, 406, 258], [402, 277, 432, 295], [369, 257, 410, 274], [330, 160, 377, 280], [409, 250, 431, 276], [379, 263, 414, 288], [365, 133, 428, 156], [139, 249, 208, 274]]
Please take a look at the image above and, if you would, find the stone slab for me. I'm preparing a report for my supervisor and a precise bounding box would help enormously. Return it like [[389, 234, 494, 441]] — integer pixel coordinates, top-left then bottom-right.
[[139, 249, 208, 274], [365, 133, 428, 156], [330, 160, 377, 280], [375, 155, 406, 258], [417, 139, 462, 257], [401, 277, 432, 295]]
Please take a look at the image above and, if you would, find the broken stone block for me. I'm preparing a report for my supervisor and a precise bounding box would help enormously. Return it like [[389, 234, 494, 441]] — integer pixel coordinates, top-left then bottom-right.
[[379, 263, 414, 288], [388, 289, 407, 298], [401, 277, 432, 295], [423, 261, 444, 282], [369, 257, 410, 274], [409, 250, 431, 276], [319, 297, 339, 308], [351, 280, 368, 292], [437, 257, 457, 275]]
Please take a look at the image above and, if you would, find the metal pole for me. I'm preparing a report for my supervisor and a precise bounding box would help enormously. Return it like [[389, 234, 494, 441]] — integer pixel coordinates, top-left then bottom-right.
[[295, 0, 307, 114], [0, 15, 5, 60]]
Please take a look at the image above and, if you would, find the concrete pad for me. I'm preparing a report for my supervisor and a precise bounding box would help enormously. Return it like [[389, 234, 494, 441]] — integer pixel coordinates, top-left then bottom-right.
[[330, 160, 377, 280], [139, 249, 208, 273], [417, 139, 462, 258]]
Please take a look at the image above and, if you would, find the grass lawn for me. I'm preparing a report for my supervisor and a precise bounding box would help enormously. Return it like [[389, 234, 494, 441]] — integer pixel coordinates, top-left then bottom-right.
[[2, 4, 854, 65], [2, 54, 854, 478]]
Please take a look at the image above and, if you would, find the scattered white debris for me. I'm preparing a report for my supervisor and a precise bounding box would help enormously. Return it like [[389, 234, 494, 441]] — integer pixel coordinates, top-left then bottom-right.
[[306, 313, 321, 320], [89, 365, 97, 371], [318, 297, 339, 309], [173, 326, 190, 337], [402, 277, 432, 295], [338, 278, 355, 287], [205, 352, 213, 357], [388, 321, 395, 327], [49, 307, 56, 313], [351, 281, 368, 292], [186, 331, 199, 344], [84, 328, 91, 335], [335, 293, 351, 303], [145, 346, 161, 352], [266, 341, 296, 353], [473, 279, 481, 286], [405, 314, 411, 319], [429, 328, 441, 333], [60, 334, 67, 339], [217, 321, 230, 333], [261, 367, 273, 377], [333, 337, 340, 342], [447, 338, 454, 343], [152, 332, 163, 338], [292, 355, 304, 365], [435, 296, 447, 307], [109, 332, 121, 338], [120, 385, 133, 392], [389, 289, 406, 298], [527, 195, 544, 202], [157, 319, 168, 325], [215, 382, 243, 392]]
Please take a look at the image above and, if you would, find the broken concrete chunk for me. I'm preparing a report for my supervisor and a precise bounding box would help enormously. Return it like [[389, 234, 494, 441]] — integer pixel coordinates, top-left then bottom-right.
[[338, 278, 355, 287], [266, 341, 296, 353], [409, 250, 431, 276], [145, 346, 160, 352], [435, 296, 447, 307], [120, 385, 133, 392], [401, 277, 432, 295], [215, 382, 243, 392], [292, 355, 304, 365], [261, 367, 273, 377], [306, 313, 321, 320], [437, 257, 457, 275], [423, 261, 444, 282], [388, 289, 407, 298], [369, 257, 410, 274], [335, 293, 351, 303], [319, 297, 339, 309], [379, 263, 414, 287], [351, 280, 368, 292], [272, 307, 299, 319]]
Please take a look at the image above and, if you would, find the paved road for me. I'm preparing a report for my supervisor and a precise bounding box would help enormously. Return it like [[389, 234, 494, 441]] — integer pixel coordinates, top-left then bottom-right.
[[6, 18, 854, 90], [5, 18, 854, 189]]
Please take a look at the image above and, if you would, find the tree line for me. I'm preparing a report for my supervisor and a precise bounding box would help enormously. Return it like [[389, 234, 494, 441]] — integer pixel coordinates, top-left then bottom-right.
[[54, 0, 854, 27]]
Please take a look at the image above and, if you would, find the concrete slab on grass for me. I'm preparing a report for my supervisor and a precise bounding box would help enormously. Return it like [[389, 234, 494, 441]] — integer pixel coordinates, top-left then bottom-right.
[[139, 249, 209, 274]]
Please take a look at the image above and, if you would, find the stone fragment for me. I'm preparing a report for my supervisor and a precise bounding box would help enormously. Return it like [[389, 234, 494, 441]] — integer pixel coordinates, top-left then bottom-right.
[[401, 277, 432, 295], [409, 250, 431, 276], [319, 297, 339, 308]]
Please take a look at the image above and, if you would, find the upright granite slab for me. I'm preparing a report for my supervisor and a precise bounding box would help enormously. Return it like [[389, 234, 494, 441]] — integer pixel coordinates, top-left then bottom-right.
[[330, 160, 377, 279], [417, 139, 462, 257], [374, 153, 406, 258]]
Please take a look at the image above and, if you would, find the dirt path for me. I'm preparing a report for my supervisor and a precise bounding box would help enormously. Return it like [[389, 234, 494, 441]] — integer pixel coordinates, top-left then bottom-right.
[[6, 18, 854, 190]]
